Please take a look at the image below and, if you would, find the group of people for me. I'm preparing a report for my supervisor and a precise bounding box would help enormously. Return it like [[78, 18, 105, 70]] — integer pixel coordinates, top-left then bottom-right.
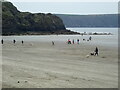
[[67, 36, 99, 56], [83, 36, 92, 41], [67, 39, 80, 44], [67, 36, 92, 45], [1, 36, 99, 56], [1, 39, 24, 45]]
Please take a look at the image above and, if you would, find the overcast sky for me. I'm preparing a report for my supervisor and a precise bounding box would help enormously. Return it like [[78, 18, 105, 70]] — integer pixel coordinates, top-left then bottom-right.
[[7, 0, 118, 15]]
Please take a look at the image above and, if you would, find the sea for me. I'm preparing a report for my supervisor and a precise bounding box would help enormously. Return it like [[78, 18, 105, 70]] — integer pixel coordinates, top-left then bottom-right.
[[67, 28, 118, 35]]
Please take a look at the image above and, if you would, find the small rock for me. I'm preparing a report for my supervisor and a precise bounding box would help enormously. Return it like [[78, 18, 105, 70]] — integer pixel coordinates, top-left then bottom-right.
[[102, 56, 106, 58], [66, 80, 70, 81], [86, 55, 89, 58], [25, 81, 27, 83]]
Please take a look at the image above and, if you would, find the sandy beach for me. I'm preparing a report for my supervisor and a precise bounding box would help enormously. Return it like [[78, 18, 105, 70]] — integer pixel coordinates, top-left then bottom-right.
[[0, 36, 2, 89], [2, 35, 118, 88]]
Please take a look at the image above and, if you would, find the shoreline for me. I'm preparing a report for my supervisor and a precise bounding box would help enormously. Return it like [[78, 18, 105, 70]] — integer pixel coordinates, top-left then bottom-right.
[[2, 28, 117, 36], [1, 33, 113, 36]]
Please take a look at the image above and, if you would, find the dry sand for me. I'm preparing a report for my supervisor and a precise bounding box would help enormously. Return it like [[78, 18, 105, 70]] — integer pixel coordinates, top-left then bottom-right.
[[0, 37, 2, 89], [2, 35, 118, 88]]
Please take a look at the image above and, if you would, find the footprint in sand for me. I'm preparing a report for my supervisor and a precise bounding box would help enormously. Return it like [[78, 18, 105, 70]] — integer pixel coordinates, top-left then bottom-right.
[[66, 80, 70, 82], [101, 56, 106, 58]]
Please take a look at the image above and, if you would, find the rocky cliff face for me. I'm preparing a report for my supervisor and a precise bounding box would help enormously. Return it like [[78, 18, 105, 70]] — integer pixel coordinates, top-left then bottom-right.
[[2, 2, 77, 35]]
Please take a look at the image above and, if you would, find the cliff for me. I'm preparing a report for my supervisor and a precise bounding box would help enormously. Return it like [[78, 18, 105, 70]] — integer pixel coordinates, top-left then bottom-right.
[[2, 2, 78, 35]]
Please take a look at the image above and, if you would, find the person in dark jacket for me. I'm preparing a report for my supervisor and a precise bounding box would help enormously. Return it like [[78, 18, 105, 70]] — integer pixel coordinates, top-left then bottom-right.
[[72, 39, 74, 44], [52, 41, 54, 45], [22, 40, 24, 44], [95, 47, 99, 56], [77, 39, 79, 44], [89, 36, 92, 41], [1, 39, 3, 44], [13, 39, 16, 44]]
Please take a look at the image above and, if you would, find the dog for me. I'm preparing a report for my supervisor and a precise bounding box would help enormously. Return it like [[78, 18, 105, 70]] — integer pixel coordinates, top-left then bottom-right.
[[90, 52, 94, 56]]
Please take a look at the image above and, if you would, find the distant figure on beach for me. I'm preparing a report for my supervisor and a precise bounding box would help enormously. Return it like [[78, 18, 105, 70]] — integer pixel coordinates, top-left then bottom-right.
[[77, 39, 79, 44], [72, 39, 74, 44], [94, 47, 99, 56], [83, 39, 85, 41], [52, 41, 54, 45], [89, 36, 92, 41], [13, 39, 16, 44], [22, 40, 24, 44], [1, 39, 3, 44], [68, 39, 71, 44]]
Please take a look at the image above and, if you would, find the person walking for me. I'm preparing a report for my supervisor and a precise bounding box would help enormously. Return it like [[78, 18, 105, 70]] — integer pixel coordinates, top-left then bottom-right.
[[13, 39, 16, 44], [52, 41, 55, 45], [77, 39, 79, 44], [95, 47, 99, 56], [89, 36, 92, 41], [22, 40, 24, 44], [68, 39, 71, 44], [1, 39, 3, 44], [72, 39, 74, 44]]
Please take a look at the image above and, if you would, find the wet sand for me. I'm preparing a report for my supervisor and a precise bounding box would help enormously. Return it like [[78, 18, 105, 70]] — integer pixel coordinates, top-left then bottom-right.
[[2, 35, 118, 88]]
